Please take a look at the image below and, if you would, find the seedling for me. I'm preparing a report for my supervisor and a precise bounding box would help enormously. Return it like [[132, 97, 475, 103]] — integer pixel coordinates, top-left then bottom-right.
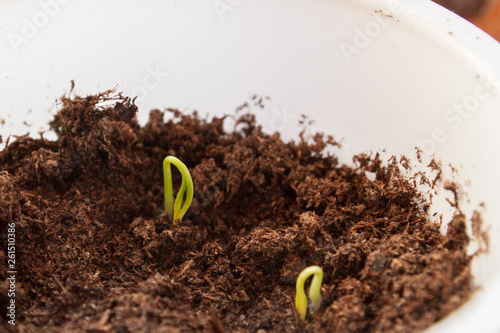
[[163, 156, 193, 224], [295, 265, 323, 321]]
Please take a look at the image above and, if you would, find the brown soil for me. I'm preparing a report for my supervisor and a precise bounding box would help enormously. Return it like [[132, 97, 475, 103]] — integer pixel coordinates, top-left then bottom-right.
[[0, 92, 475, 332]]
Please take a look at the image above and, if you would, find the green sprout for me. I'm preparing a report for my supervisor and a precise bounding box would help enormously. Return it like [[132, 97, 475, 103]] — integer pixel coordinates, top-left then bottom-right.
[[163, 156, 193, 224], [295, 265, 323, 321]]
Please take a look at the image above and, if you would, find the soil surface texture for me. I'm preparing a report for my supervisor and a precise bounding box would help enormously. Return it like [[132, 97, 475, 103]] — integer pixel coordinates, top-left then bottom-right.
[[0, 92, 474, 332]]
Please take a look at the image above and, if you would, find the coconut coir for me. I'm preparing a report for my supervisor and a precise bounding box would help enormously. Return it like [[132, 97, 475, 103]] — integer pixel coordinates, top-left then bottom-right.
[[0, 92, 474, 332]]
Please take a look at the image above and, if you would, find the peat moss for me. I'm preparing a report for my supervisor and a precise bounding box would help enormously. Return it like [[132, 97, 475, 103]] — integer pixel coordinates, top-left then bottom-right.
[[0, 92, 474, 332]]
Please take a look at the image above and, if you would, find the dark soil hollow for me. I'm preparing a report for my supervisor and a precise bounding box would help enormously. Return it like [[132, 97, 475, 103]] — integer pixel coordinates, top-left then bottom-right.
[[0, 92, 474, 332]]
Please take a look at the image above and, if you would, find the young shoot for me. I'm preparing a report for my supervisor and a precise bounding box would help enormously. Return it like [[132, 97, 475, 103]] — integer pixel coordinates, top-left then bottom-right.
[[163, 156, 193, 224], [295, 265, 323, 321]]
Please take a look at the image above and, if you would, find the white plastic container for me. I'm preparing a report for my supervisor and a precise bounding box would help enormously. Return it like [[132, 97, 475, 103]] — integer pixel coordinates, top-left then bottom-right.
[[1, 0, 499, 331]]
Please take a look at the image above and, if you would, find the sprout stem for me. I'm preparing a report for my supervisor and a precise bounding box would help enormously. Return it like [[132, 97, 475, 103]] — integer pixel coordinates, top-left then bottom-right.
[[295, 265, 323, 321], [163, 156, 193, 224]]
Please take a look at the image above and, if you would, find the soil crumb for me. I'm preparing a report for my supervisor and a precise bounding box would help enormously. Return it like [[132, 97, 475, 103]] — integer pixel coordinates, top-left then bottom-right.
[[0, 92, 477, 332]]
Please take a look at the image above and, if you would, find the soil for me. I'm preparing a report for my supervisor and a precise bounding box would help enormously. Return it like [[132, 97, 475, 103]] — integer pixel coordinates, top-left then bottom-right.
[[0, 92, 477, 332]]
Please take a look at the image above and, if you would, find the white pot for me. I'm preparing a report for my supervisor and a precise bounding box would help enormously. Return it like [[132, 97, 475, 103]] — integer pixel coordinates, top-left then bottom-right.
[[1, 0, 499, 331]]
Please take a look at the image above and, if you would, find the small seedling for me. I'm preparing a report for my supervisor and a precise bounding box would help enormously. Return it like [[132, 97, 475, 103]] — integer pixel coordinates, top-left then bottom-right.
[[295, 265, 323, 321], [163, 156, 193, 224]]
